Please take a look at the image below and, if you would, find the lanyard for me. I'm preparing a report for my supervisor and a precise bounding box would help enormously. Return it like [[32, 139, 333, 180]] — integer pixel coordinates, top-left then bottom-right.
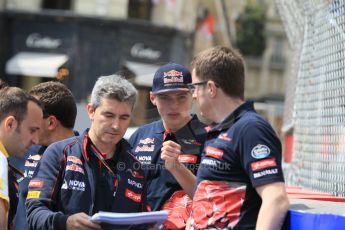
[[89, 144, 117, 177]]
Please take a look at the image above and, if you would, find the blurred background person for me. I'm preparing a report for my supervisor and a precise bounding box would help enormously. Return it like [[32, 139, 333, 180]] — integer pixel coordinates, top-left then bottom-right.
[[0, 86, 43, 230]]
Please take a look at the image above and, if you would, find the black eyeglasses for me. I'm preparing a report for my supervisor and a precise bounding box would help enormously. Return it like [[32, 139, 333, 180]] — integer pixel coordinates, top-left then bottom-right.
[[187, 81, 208, 92]]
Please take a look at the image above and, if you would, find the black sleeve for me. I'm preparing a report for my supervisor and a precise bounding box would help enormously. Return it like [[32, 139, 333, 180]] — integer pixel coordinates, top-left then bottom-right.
[[239, 122, 284, 188]]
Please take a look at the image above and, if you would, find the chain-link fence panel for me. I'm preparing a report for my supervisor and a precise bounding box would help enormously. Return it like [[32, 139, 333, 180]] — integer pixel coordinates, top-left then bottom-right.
[[276, 0, 345, 196]]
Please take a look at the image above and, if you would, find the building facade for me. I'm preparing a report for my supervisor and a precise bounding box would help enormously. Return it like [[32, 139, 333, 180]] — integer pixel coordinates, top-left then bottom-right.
[[0, 0, 290, 130]]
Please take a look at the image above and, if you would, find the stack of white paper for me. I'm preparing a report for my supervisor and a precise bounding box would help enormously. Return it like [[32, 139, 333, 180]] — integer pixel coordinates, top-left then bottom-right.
[[91, 210, 169, 226]]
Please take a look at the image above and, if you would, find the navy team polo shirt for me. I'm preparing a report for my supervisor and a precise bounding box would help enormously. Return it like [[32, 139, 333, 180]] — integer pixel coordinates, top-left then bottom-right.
[[129, 114, 206, 211], [191, 101, 285, 230]]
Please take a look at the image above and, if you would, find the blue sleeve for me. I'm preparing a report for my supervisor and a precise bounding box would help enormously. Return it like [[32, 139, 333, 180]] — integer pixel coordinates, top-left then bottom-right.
[[239, 121, 284, 188], [25, 144, 69, 230]]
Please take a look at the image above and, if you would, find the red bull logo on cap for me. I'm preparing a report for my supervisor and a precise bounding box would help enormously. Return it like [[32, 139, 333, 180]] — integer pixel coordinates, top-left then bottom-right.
[[163, 70, 184, 84]]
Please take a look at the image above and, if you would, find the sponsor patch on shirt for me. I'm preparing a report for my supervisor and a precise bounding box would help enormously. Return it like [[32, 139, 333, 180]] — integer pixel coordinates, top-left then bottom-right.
[[135, 145, 154, 152], [61, 179, 86, 191], [139, 138, 155, 145], [24, 160, 39, 168], [178, 154, 198, 164], [127, 169, 144, 179], [125, 188, 142, 203], [218, 133, 232, 141], [67, 156, 83, 165], [205, 146, 224, 159], [66, 163, 85, 174], [136, 155, 152, 164], [28, 180, 44, 188], [128, 178, 143, 189], [251, 144, 270, 159], [27, 191, 41, 199], [253, 168, 278, 179], [180, 139, 202, 146], [28, 154, 41, 161], [251, 158, 277, 171]]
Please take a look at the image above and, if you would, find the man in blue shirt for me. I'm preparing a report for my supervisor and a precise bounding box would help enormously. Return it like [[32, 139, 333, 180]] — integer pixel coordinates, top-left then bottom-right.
[[13, 81, 78, 230], [186, 46, 289, 229], [191, 46, 289, 229], [26, 75, 147, 230], [129, 63, 206, 229]]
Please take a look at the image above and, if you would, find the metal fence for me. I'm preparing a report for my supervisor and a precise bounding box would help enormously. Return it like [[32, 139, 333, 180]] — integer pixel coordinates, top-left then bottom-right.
[[276, 0, 345, 196]]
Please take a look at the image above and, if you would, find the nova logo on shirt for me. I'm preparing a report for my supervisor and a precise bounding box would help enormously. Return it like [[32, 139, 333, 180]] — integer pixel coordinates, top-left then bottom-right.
[[205, 146, 224, 159], [136, 155, 152, 164], [61, 179, 86, 191], [125, 189, 142, 203]]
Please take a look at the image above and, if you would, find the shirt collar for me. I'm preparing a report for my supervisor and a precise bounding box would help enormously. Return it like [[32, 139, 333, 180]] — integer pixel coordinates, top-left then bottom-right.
[[211, 101, 254, 133], [155, 114, 199, 135], [0, 141, 9, 158]]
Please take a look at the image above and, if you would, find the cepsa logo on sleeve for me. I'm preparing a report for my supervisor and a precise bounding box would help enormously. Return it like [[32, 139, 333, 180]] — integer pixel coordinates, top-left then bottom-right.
[[205, 146, 224, 159], [28, 180, 44, 188]]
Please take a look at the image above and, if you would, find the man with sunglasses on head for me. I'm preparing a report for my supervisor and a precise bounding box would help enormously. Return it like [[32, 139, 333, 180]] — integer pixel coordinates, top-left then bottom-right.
[[26, 75, 147, 230], [186, 46, 289, 229], [129, 63, 206, 230]]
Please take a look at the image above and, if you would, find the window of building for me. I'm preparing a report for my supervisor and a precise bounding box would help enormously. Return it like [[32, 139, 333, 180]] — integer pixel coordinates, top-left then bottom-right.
[[42, 0, 71, 10], [128, 0, 153, 20]]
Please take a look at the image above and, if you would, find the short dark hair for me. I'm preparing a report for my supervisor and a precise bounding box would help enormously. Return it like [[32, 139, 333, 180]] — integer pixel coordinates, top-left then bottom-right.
[[191, 46, 245, 99], [0, 87, 42, 126], [29, 81, 77, 129], [0, 78, 8, 90]]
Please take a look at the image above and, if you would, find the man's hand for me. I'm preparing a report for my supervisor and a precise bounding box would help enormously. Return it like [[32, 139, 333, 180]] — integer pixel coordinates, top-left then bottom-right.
[[161, 140, 182, 172], [161, 140, 196, 197], [66, 212, 101, 230]]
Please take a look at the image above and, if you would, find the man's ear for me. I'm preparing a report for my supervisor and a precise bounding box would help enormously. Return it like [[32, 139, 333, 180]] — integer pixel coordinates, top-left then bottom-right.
[[149, 92, 157, 106], [4, 115, 18, 132], [47, 116, 58, 130], [207, 81, 218, 98], [87, 103, 95, 120]]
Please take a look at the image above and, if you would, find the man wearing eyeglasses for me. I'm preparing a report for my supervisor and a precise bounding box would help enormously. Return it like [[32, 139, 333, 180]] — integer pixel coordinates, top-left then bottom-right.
[[187, 46, 289, 229], [129, 63, 206, 229]]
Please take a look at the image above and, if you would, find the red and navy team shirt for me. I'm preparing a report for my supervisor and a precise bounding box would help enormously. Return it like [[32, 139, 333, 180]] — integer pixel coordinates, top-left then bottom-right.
[[129, 115, 206, 229], [191, 101, 285, 230]]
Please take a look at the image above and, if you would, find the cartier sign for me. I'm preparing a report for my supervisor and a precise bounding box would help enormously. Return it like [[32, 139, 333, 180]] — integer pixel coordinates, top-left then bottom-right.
[[26, 33, 62, 49], [130, 43, 161, 60]]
